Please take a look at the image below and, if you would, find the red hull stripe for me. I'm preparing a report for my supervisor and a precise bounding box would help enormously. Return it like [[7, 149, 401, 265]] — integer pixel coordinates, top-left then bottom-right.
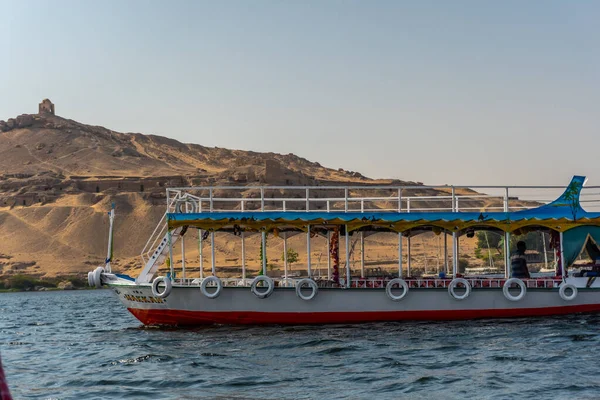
[[128, 304, 600, 326]]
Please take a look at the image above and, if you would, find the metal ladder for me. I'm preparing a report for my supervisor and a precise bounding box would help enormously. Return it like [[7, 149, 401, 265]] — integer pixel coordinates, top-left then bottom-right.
[[136, 225, 185, 284]]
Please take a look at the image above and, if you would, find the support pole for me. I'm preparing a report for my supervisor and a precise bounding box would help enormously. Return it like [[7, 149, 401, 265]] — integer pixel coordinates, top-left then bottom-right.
[[398, 232, 403, 278], [198, 229, 204, 279], [456, 234, 460, 274], [444, 232, 448, 275], [504, 232, 511, 278], [503, 187, 510, 279], [211, 231, 216, 276], [283, 232, 288, 279], [327, 231, 331, 280], [407, 236, 412, 278], [345, 226, 351, 288], [360, 232, 365, 278], [452, 232, 458, 276], [560, 231, 566, 280], [241, 231, 246, 283], [167, 230, 174, 279], [181, 236, 186, 280], [307, 225, 312, 278], [261, 231, 267, 276]]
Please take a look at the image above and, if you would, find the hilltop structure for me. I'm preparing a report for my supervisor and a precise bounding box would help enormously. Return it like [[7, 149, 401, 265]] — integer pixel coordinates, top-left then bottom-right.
[[38, 99, 55, 115]]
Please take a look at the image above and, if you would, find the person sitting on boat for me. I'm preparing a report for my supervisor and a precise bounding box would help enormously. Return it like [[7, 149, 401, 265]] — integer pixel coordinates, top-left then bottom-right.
[[511, 241, 531, 279]]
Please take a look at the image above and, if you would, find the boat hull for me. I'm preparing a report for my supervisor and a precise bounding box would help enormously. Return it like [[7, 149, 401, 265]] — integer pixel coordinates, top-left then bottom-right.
[[110, 284, 600, 326]]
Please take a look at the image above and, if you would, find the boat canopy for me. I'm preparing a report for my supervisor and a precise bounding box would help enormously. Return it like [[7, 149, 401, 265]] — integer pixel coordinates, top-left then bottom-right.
[[167, 176, 600, 234]]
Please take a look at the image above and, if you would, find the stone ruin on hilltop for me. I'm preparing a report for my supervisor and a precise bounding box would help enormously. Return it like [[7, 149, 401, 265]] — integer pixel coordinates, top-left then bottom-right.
[[0, 98, 56, 132], [38, 99, 55, 115]]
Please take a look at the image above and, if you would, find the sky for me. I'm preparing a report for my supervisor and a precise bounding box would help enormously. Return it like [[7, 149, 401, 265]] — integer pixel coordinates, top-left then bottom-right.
[[0, 0, 599, 186]]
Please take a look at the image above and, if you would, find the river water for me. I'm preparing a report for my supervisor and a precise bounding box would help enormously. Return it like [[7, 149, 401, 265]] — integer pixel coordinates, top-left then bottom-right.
[[2, 290, 600, 399]]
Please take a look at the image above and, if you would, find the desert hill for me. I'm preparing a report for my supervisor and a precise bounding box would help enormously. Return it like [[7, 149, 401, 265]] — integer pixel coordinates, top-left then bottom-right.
[[0, 100, 485, 280]]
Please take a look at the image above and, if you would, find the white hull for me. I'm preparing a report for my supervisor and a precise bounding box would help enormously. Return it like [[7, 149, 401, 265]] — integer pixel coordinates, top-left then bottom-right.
[[107, 277, 600, 326]]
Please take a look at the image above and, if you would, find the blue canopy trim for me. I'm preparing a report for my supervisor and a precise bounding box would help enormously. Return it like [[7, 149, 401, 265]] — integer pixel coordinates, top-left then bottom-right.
[[168, 176, 600, 234]]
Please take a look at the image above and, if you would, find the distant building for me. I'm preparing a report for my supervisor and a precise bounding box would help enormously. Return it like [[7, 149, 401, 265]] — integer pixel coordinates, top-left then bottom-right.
[[39, 99, 55, 115]]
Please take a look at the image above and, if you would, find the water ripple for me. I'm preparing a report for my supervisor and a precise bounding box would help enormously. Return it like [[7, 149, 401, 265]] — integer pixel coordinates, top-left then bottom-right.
[[2, 290, 600, 399]]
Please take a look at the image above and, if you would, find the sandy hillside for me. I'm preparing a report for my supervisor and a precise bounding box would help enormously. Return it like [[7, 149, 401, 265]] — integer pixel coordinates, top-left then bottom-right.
[[0, 102, 492, 279]]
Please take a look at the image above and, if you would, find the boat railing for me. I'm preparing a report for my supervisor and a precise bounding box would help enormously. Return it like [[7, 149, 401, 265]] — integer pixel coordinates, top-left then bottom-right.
[[165, 185, 600, 214], [170, 277, 560, 289]]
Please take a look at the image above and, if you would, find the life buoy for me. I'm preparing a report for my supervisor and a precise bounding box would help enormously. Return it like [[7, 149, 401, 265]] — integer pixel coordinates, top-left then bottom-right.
[[251, 276, 274, 299], [559, 283, 578, 301], [151, 276, 172, 298], [200, 276, 223, 299], [386, 278, 409, 301], [448, 278, 471, 300], [503, 278, 526, 302], [296, 278, 318, 301], [175, 198, 198, 214], [92, 266, 104, 289]]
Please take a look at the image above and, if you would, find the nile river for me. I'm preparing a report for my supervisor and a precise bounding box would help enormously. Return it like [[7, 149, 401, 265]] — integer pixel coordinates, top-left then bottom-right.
[[2, 290, 600, 399]]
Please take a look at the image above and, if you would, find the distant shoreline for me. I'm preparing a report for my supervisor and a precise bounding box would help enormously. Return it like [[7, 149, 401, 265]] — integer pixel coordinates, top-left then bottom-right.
[[0, 287, 100, 293], [0, 274, 93, 292]]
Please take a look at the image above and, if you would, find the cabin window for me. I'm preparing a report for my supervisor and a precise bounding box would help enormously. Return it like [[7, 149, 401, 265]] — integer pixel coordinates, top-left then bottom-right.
[[140, 184, 144, 192], [96, 186, 100, 193], [22, 200, 26, 206]]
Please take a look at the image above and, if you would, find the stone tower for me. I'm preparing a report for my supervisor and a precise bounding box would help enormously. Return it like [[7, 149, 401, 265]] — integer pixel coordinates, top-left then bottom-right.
[[38, 99, 55, 115]]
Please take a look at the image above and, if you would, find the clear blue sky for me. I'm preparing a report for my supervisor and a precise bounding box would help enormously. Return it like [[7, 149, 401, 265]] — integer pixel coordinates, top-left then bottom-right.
[[1, 0, 598, 186]]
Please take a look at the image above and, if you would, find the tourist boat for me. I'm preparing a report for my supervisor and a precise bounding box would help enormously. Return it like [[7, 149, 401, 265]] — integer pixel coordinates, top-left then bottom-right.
[[88, 176, 600, 326]]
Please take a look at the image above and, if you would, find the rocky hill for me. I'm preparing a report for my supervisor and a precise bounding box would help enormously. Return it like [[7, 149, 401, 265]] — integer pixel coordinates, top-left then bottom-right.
[[2, 101, 453, 279]]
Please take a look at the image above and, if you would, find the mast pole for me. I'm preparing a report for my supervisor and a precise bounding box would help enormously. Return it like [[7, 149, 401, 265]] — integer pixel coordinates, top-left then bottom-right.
[[105, 206, 115, 273]]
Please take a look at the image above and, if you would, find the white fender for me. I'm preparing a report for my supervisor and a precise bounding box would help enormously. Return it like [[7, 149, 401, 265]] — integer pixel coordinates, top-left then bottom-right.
[[386, 278, 409, 301], [503, 278, 526, 302], [151, 276, 172, 298], [92, 266, 104, 289], [559, 283, 578, 301], [201, 276, 223, 299], [296, 278, 318, 301], [251, 276, 275, 299], [448, 278, 471, 300]]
